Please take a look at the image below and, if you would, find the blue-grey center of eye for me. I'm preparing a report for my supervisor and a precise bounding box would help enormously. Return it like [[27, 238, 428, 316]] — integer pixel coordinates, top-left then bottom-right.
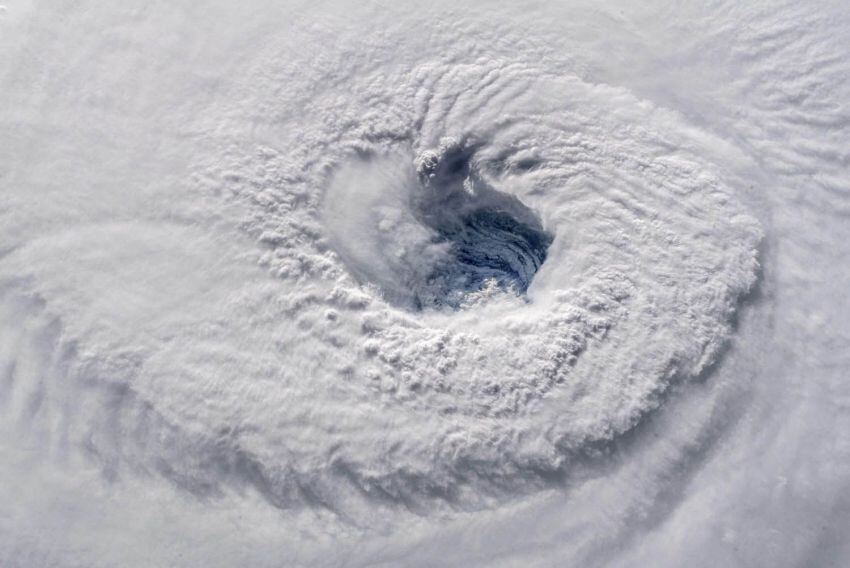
[[427, 208, 551, 303], [412, 143, 552, 309]]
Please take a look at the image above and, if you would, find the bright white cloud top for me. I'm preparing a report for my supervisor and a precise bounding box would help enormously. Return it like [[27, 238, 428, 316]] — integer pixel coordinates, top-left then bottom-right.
[[1, 1, 848, 567]]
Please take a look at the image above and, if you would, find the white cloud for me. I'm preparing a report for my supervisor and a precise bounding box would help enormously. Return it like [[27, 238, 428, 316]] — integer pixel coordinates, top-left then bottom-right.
[[0, 1, 847, 566]]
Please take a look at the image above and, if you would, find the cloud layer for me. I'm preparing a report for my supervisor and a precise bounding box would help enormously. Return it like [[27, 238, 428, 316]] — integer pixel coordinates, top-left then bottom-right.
[[0, 1, 847, 566]]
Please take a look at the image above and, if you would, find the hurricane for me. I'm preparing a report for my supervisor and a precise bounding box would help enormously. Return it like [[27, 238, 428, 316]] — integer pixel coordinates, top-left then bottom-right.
[[1, 2, 848, 567]]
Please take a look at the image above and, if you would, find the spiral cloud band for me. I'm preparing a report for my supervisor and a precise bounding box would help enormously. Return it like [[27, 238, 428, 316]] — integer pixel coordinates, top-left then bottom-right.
[[1, 1, 848, 567]]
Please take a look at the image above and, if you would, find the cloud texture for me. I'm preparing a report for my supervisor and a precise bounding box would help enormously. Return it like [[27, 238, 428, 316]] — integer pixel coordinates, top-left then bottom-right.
[[0, 1, 848, 566]]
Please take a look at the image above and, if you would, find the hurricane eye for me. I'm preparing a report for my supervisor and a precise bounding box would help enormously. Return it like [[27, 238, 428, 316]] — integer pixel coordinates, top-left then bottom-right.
[[410, 141, 552, 308], [323, 142, 553, 311], [421, 201, 552, 308]]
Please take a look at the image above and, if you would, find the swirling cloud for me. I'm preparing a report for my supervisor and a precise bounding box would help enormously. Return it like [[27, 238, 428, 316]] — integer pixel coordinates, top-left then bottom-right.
[[0, 2, 847, 567]]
